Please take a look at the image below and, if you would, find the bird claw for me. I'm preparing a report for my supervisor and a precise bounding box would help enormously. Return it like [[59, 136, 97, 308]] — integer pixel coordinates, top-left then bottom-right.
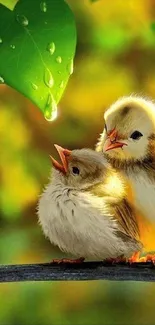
[[52, 257, 85, 264], [128, 252, 155, 264], [104, 256, 126, 264], [141, 254, 155, 264], [128, 251, 140, 264]]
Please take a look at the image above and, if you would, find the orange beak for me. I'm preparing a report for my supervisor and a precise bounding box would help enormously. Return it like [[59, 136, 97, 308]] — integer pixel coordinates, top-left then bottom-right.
[[104, 128, 127, 152], [50, 144, 71, 173]]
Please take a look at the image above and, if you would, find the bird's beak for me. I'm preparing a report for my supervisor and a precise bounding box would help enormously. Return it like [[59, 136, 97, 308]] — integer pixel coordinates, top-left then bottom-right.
[[50, 144, 71, 173], [104, 128, 127, 152]]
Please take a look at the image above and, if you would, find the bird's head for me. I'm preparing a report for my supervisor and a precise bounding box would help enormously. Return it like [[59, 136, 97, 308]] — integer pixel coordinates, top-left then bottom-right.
[[50, 145, 108, 189], [97, 96, 155, 165]]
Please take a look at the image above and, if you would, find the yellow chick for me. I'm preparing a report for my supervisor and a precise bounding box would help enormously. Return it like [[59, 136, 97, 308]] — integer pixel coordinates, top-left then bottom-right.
[[96, 95, 155, 261], [38, 144, 142, 263]]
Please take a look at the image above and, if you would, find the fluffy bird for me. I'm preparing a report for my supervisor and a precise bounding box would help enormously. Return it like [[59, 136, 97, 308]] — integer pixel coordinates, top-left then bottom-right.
[[96, 95, 155, 260], [38, 144, 142, 263]]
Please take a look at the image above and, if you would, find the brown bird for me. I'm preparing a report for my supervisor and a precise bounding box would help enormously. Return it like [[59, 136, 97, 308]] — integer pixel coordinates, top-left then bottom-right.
[[96, 95, 155, 262], [38, 144, 142, 263]]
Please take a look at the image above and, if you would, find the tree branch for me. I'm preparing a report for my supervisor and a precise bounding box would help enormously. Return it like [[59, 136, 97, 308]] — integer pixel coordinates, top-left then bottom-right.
[[0, 261, 155, 282]]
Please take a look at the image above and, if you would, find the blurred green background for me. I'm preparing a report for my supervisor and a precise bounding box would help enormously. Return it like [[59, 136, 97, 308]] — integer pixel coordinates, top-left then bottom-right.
[[1, 0, 155, 324]]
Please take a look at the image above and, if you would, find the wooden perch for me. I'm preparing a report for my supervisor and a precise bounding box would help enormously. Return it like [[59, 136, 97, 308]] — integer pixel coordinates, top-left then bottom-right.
[[0, 261, 155, 282]]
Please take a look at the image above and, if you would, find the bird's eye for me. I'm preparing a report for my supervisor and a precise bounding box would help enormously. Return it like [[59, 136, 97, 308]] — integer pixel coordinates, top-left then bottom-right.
[[130, 131, 143, 140], [72, 167, 80, 175]]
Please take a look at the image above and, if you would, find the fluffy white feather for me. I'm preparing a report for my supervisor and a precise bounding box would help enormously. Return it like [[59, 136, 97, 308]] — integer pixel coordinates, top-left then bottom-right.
[[38, 169, 140, 260]]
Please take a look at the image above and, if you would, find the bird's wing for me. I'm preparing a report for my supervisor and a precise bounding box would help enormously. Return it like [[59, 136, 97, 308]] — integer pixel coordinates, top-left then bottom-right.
[[102, 196, 142, 249], [111, 198, 140, 239]]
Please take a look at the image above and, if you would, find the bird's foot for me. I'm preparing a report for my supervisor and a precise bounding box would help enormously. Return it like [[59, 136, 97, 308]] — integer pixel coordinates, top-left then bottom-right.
[[128, 251, 140, 263], [52, 257, 85, 264], [128, 252, 155, 264], [139, 254, 155, 264], [104, 255, 126, 264]]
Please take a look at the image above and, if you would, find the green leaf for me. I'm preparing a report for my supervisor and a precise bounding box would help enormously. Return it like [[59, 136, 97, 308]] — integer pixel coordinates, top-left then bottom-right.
[[0, 0, 76, 120]]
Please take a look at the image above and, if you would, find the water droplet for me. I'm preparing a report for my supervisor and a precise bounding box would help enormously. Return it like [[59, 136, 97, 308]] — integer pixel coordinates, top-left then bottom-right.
[[44, 93, 57, 121], [16, 14, 29, 27], [67, 59, 74, 75], [40, 1, 47, 12], [0, 76, 4, 84], [10, 44, 15, 49], [59, 81, 64, 89], [56, 56, 62, 64], [44, 68, 54, 88], [47, 42, 55, 55], [31, 83, 38, 90], [45, 21, 48, 25], [0, 38, 2, 44]]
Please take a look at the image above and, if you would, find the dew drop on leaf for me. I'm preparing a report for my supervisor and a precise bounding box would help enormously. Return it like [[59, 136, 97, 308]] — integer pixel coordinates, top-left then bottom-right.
[[44, 93, 57, 121], [10, 44, 15, 49], [16, 14, 29, 27], [0, 38, 2, 44], [40, 1, 47, 13], [47, 42, 55, 55], [0, 76, 4, 84], [31, 83, 38, 90], [67, 59, 74, 75], [56, 56, 62, 64], [44, 68, 54, 88]]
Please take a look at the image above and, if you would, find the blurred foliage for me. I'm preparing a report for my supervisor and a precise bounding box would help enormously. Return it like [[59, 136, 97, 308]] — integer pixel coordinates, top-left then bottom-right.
[[1, 0, 155, 324]]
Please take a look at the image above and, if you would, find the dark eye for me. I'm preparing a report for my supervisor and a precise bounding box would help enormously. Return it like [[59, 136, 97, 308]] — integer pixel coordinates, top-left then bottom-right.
[[130, 131, 143, 140], [72, 167, 80, 175]]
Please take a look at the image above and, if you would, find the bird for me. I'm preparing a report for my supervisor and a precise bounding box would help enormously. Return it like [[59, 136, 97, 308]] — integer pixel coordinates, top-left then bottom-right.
[[37, 144, 142, 264], [96, 95, 155, 262]]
